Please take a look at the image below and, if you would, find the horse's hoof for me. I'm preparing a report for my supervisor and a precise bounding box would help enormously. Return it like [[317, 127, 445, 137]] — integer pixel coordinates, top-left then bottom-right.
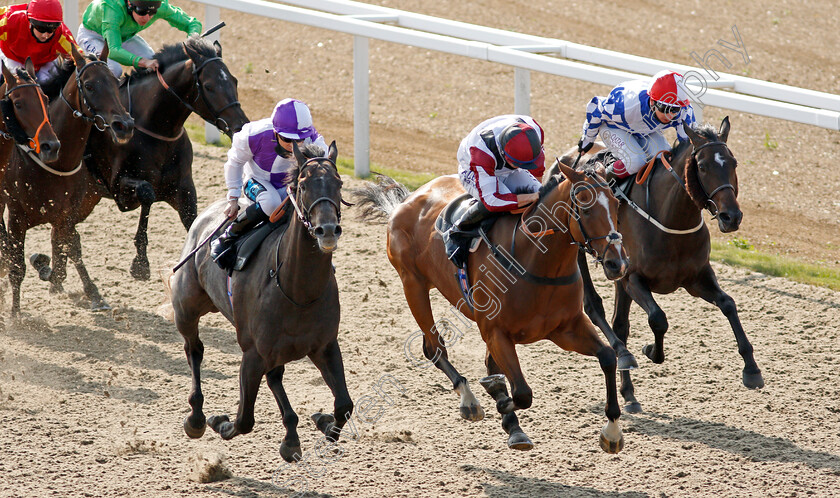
[[91, 299, 111, 312], [207, 414, 230, 432], [311, 413, 338, 439], [624, 402, 643, 414], [507, 430, 533, 451], [130, 258, 151, 281], [478, 374, 507, 397], [743, 370, 765, 389], [617, 351, 639, 371], [642, 344, 664, 364], [280, 440, 302, 463], [183, 415, 206, 439], [29, 253, 51, 281], [599, 431, 625, 454], [459, 403, 485, 422]]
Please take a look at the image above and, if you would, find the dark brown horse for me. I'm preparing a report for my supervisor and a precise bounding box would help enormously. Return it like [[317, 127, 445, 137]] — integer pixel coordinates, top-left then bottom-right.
[[0, 60, 60, 183], [355, 162, 629, 452], [168, 142, 352, 463], [556, 117, 763, 413], [84, 37, 249, 280], [0, 45, 134, 317]]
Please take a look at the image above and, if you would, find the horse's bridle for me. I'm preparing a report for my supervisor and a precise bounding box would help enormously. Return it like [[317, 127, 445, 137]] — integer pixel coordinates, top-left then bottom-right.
[[690, 140, 737, 217], [61, 59, 112, 132], [0, 79, 49, 153], [154, 44, 242, 136], [521, 173, 623, 264], [285, 157, 350, 236]]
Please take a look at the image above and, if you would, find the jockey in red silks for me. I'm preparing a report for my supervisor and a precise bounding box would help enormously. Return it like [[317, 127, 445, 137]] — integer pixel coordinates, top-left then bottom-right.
[[578, 70, 696, 182], [444, 114, 545, 267], [0, 0, 79, 83]]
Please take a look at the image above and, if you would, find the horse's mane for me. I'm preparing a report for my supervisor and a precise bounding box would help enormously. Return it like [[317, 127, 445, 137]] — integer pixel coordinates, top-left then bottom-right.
[[123, 36, 217, 86], [538, 174, 562, 201], [680, 123, 723, 211]]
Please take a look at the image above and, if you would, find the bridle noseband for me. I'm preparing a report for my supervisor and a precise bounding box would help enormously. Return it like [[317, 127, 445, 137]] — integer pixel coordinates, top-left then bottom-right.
[[61, 59, 112, 132], [691, 140, 737, 217], [154, 43, 242, 136]]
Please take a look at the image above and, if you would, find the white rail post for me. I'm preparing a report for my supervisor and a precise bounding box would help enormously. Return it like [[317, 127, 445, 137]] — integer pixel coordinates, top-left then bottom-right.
[[204, 5, 222, 144], [514, 67, 530, 116], [353, 36, 370, 177], [64, 0, 80, 34]]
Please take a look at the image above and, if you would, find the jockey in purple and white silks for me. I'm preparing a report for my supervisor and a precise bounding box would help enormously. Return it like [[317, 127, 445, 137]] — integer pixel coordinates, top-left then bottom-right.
[[210, 98, 328, 266], [578, 70, 696, 180]]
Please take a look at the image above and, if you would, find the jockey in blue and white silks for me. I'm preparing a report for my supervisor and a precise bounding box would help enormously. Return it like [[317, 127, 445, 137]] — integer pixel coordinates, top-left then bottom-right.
[[211, 98, 327, 267], [578, 70, 696, 179]]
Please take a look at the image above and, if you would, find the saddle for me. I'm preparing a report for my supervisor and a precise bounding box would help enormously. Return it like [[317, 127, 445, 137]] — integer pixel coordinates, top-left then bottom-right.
[[582, 150, 636, 198], [216, 209, 292, 273], [435, 193, 501, 268]]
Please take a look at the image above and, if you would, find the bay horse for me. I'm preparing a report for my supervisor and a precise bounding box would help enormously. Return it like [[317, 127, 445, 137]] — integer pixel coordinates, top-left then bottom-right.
[[168, 142, 352, 463], [0, 45, 134, 318], [354, 162, 629, 452], [0, 60, 60, 183], [84, 37, 249, 281], [555, 117, 763, 413]]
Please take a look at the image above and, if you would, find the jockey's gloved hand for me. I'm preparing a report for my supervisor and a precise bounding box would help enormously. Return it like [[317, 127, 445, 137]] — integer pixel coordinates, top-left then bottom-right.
[[578, 139, 594, 154]]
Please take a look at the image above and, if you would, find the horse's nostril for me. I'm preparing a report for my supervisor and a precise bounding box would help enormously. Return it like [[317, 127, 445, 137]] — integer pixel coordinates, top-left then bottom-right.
[[314, 227, 325, 237], [335, 225, 342, 236], [719, 212, 730, 222], [40, 143, 51, 152]]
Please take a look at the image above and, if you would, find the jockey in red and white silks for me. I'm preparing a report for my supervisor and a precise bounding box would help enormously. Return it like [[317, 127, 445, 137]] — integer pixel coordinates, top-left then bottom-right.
[[457, 114, 545, 212], [578, 70, 696, 178]]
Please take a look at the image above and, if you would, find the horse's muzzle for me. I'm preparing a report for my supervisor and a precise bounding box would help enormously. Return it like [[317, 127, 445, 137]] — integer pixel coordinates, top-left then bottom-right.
[[37, 139, 60, 163], [109, 116, 135, 144], [717, 208, 743, 233], [601, 244, 629, 281], [312, 223, 342, 252]]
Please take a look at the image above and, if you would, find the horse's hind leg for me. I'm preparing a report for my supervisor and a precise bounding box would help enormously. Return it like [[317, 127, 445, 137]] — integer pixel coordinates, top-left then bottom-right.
[[550, 314, 624, 454], [483, 351, 532, 450], [613, 283, 642, 413], [208, 348, 264, 440], [130, 202, 152, 281], [403, 276, 483, 421], [66, 227, 109, 310], [623, 274, 668, 364], [686, 264, 764, 389], [578, 249, 638, 370], [266, 366, 301, 463], [177, 312, 207, 438], [308, 339, 354, 442], [5, 214, 27, 318]]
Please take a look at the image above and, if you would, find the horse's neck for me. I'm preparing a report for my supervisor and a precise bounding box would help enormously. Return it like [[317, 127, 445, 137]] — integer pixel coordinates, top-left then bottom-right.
[[277, 218, 333, 303], [131, 64, 194, 130], [646, 146, 701, 226], [513, 184, 580, 278]]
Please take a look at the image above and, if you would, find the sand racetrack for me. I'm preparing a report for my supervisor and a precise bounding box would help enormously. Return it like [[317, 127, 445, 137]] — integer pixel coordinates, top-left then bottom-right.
[[1, 0, 840, 497]]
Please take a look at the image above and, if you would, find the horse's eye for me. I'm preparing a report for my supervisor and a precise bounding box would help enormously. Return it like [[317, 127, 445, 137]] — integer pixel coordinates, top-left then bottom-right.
[[581, 208, 591, 216], [84, 83, 94, 91], [698, 163, 707, 172], [14, 101, 22, 110], [204, 83, 214, 92]]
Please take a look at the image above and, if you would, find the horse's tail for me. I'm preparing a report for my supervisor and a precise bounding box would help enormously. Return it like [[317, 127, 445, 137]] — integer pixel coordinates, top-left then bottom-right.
[[351, 173, 411, 223], [155, 265, 175, 322]]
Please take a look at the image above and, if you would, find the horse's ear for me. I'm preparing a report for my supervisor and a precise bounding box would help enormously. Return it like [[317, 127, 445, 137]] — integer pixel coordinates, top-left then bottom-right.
[[555, 159, 582, 182], [719, 116, 731, 143], [683, 123, 706, 147], [292, 140, 306, 165], [213, 40, 222, 58], [327, 140, 338, 164], [1, 61, 14, 86], [24, 57, 36, 79], [70, 43, 86, 68], [183, 40, 200, 62], [99, 43, 109, 63]]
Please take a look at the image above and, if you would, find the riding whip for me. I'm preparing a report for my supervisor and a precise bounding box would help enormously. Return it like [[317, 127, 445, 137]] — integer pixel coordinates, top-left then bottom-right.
[[201, 22, 226, 38], [172, 217, 229, 273]]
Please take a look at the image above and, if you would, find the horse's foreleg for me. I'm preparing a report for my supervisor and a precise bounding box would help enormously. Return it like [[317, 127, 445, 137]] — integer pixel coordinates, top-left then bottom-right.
[[623, 274, 668, 364], [6, 215, 27, 318], [208, 349, 264, 440], [45, 224, 70, 293], [176, 313, 206, 439], [613, 283, 642, 413], [481, 329, 531, 414], [578, 249, 638, 370], [403, 277, 482, 421], [549, 314, 624, 454], [266, 366, 301, 463], [175, 181, 198, 231], [686, 264, 763, 389], [483, 351, 532, 450], [130, 203, 151, 281], [308, 339, 354, 443], [67, 227, 109, 311]]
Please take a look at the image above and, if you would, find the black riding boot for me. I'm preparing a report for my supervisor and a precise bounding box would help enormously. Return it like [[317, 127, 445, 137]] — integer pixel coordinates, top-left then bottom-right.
[[599, 152, 621, 184], [211, 203, 269, 265], [444, 202, 490, 269]]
